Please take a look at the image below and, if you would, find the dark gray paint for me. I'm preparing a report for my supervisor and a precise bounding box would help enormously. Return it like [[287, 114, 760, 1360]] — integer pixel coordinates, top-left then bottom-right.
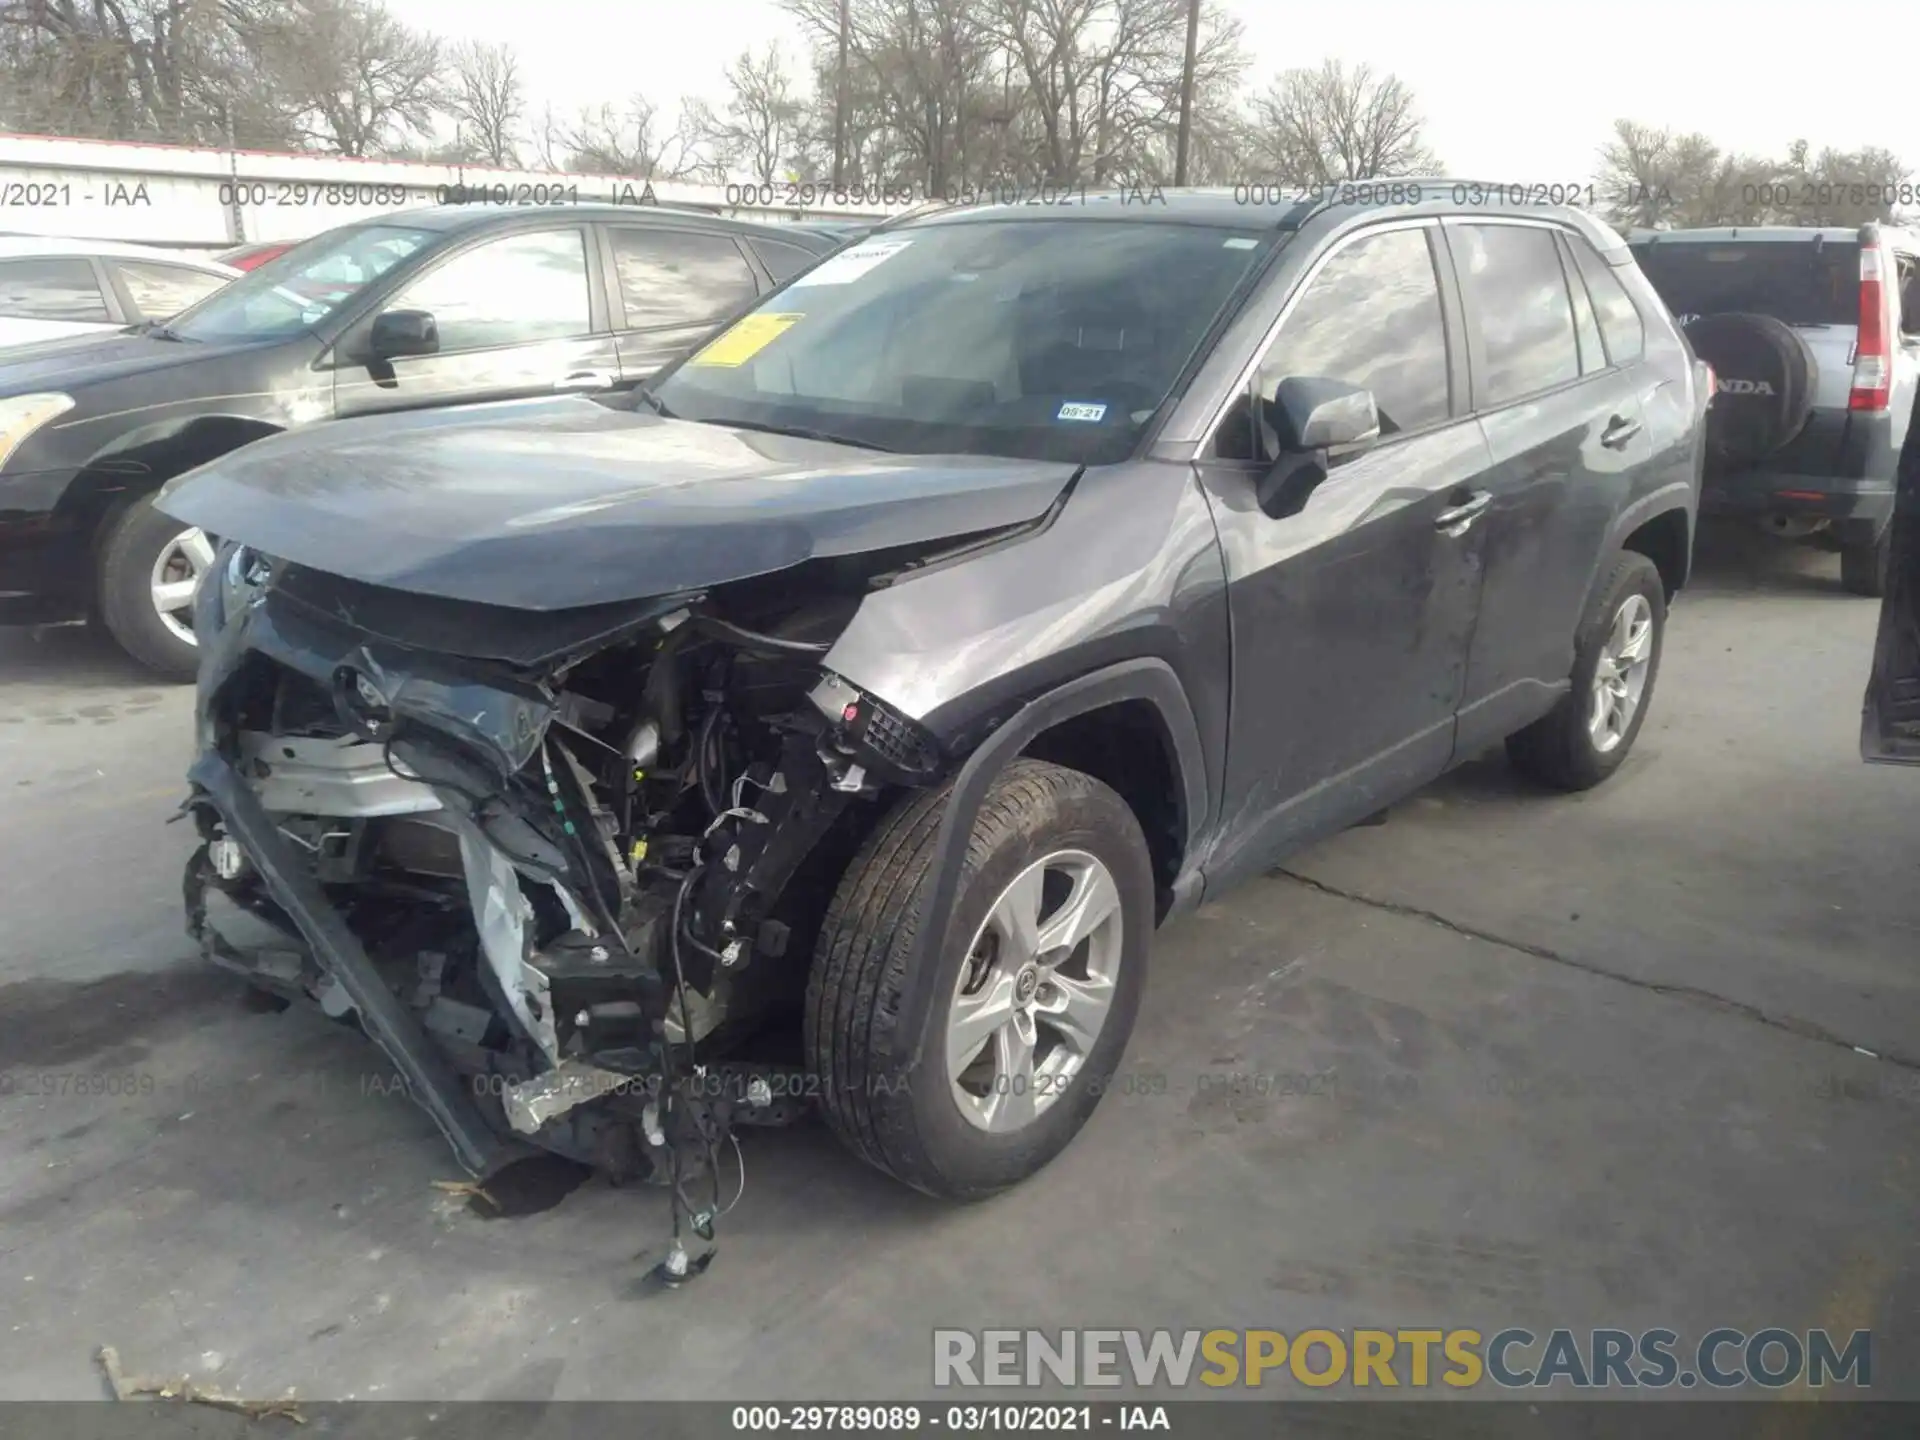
[[158, 403, 1080, 610], [177, 189, 1703, 933]]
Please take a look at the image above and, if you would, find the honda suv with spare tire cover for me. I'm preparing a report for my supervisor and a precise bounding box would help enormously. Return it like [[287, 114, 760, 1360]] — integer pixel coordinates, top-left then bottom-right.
[[158, 187, 1704, 1260], [0, 205, 850, 679], [1629, 223, 1920, 595]]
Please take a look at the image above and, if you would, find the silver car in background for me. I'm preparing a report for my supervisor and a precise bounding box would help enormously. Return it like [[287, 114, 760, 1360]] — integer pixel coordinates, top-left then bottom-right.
[[1630, 223, 1920, 594], [0, 236, 239, 349]]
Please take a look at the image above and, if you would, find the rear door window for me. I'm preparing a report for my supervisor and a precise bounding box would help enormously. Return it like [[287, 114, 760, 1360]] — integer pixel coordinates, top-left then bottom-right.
[[1630, 239, 1858, 329], [1455, 223, 1580, 406], [749, 237, 825, 285], [1559, 237, 1607, 374], [0, 257, 111, 321], [112, 261, 230, 319], [610, 229, 758, 329], [1570, 239, 1645, 364]]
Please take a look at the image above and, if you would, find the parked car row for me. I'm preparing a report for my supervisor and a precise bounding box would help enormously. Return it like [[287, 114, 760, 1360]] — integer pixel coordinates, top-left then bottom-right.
[[0, 207, 856, 674], [0, 236, 238, 348]]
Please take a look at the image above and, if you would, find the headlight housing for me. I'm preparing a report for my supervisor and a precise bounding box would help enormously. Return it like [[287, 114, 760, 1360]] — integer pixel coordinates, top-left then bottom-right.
[[196, 540, 273, 642], [0, 392, 76, 472]]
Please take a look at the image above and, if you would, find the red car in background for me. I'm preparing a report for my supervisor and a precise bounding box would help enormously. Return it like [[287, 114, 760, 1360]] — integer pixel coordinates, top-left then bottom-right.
[[216, 240, 295, 271]]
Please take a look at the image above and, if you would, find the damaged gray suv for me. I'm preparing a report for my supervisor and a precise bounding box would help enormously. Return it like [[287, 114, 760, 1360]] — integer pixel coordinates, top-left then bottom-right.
[[162, 189, 1705, 1238]]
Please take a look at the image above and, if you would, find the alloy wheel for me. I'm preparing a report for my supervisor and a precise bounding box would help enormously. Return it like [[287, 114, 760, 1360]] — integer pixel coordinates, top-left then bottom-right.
[[1589, 592, 1654, 753], [149, 526, 214, 647], [947, 849, 1124, 1133]]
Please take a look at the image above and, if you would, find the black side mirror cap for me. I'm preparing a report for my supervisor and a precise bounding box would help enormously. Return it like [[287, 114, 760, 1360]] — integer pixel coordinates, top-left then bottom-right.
[[369, 309, 439, 362]]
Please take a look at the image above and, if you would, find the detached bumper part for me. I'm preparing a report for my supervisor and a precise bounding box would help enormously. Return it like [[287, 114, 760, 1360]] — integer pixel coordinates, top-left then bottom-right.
[[186, 749, 526, 1178]]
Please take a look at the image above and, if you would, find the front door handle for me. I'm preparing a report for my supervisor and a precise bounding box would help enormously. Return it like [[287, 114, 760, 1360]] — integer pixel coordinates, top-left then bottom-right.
[[1600, 414, 1642, 449], [555, 370, 616, 392], [1435, 490, 1492, 537]]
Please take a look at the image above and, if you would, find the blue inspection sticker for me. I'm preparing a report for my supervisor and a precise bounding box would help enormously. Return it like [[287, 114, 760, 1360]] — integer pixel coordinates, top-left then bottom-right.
[[1057, 402, 1108, 423]]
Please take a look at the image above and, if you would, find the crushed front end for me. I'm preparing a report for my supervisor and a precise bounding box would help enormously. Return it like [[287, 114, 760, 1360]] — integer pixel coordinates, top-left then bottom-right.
[[181, 543, 942, 1268]]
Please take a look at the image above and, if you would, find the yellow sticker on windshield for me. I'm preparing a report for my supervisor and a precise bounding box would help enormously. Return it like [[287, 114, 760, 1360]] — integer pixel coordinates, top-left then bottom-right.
[[690, 312, 804, 367]]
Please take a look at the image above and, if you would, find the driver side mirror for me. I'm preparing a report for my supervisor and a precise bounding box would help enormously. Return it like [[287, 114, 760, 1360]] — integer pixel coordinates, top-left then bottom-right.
[[1253, 375, 1381, 520], [1264, 375, 1381, 453], [369, 309, 439, 361]]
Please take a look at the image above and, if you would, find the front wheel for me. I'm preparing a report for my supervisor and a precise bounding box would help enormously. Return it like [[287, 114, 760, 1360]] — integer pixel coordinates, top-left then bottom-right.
[[1506, 551, 1666, 791], [97, 495, 212, 681], [805, 759, 1154, 1199]]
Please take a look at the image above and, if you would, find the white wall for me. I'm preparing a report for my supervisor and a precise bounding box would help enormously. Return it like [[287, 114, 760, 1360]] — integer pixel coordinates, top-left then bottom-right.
[[0, 134, 907, 250]]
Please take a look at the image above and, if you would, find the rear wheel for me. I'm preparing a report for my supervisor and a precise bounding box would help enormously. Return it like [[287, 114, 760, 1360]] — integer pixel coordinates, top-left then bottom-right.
[[1840, 522, 1891, 598], [1507, 552, 1666, 791], [805, 759, 1153, 1199], [97, 495, 210, 681]]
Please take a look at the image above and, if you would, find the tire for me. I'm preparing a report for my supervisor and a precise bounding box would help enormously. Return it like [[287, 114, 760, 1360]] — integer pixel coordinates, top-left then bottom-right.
[[1841, 523, 1891, 598], [96, 495, 209, 681], [805, 758, 1154, 1199], [1685, 313, 1816, 465], [1506, 552, 1666, 791]]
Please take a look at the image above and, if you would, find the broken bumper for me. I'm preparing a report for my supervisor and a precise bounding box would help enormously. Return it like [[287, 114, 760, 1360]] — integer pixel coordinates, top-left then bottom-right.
[[186, 747, 527, 1177]]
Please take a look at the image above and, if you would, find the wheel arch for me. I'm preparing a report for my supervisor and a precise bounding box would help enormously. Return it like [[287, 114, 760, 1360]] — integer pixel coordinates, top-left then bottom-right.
[[891, 657, 1209, 1072], [1620, 502, 1692, 601], [56, 413, 286, 559]]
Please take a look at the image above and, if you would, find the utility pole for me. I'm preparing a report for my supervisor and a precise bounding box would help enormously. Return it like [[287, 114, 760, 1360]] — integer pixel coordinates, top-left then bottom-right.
[[832, 0, 850, 188], [1173, 0, 1200, 186]]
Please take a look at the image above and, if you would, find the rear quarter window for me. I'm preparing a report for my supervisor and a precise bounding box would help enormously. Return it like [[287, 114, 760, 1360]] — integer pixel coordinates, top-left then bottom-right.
[[750, 238, 826, 284]]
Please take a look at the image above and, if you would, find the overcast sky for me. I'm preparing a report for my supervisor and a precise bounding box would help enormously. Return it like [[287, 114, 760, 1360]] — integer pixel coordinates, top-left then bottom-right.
[[384, 0, 1919, 179]]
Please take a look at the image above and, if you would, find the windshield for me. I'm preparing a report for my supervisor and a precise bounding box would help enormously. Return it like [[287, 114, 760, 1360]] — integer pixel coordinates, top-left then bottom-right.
[[1630, 240, 1860, 328], [650, 219, 1278, 463], [169, 223, 437, 342]]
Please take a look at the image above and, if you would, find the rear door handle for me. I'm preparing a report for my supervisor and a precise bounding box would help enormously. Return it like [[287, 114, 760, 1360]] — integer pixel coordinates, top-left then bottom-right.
[[555, 370, 616, 392], [1600, 414, 1642, 449], [1435, 490, 1492, 536]]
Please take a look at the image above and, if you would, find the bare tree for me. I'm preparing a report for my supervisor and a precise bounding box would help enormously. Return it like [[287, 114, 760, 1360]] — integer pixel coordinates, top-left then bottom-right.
[[229, 0, 443, 156], [0, 0, 291, 145], [443, 38, 522, 166], [1779, 139, 1911, 227], [1244, 59, 1439, 184], [693, 43, 807, 184], [1594, 120, 1786, 229], [545, 94, 708, 179], [781, 0, 1002, 196], [989, 0, 1247, 185]]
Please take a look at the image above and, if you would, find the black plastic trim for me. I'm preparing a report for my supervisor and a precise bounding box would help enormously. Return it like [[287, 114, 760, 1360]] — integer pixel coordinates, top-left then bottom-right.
[[894, 657, 1208, 1070]]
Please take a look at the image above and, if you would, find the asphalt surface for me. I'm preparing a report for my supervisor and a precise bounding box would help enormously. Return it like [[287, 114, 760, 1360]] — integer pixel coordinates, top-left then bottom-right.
[[1, 523, 1917, 1403]]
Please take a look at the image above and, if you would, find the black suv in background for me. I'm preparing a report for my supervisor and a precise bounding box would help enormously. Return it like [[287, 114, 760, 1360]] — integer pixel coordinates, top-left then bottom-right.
[[162, 188, 1707, 1226], [0, 206, 848, 676]]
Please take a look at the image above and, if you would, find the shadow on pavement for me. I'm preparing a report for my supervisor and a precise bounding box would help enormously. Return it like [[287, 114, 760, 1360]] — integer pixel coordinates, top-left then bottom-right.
[[1686, 517, 1869, 601], [0, 620, 183, 693]]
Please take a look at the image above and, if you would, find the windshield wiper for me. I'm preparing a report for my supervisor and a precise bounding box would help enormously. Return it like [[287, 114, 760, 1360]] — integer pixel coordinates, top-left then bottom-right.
[[132, 319, 186, 341], [631, 386, 674, 418], [712, 417, 894, 453]]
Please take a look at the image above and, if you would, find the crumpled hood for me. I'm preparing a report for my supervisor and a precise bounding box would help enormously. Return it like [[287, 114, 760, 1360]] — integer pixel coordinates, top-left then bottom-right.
[[157, 396, 1078, 610]]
